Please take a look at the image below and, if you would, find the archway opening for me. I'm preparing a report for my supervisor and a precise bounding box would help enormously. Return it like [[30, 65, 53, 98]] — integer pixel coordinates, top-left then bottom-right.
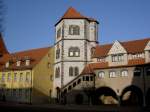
[[93, 87, 118, 105], [146, 88, 150, 106], [120, 85, 143, 106]]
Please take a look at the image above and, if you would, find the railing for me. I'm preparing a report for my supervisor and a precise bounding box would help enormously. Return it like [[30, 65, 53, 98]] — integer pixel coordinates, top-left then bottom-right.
[[61, 74, 94, 93]]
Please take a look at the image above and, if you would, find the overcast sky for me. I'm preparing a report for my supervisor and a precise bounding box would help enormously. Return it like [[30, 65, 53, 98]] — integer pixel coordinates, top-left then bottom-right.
[[3, 0, 150, 53]]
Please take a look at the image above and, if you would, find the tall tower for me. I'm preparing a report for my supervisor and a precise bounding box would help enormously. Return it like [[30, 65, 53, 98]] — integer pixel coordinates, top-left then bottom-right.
[[52, 7, 99, 97]]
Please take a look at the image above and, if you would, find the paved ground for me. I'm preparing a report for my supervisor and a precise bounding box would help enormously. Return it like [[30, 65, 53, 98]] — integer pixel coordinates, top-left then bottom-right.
[[0, 102, 149, 112]]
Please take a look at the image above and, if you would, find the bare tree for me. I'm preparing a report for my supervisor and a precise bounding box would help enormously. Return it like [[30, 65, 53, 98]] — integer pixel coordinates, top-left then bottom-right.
[[0, 0, 6, 33]]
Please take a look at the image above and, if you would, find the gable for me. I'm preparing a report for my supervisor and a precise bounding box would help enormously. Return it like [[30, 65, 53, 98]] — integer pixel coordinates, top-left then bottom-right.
[[144, 40, 150, 51], [108, 40, 127, 55]]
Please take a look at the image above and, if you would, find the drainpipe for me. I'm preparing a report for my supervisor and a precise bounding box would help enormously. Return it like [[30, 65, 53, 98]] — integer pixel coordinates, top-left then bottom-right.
[[142, 65, 146, 107], [30, 69, 33, 104]]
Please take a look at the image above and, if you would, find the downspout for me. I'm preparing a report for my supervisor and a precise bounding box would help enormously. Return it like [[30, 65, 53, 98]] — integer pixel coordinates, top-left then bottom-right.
[[30, 68, 33, 104], [142, 65, 146, 107]]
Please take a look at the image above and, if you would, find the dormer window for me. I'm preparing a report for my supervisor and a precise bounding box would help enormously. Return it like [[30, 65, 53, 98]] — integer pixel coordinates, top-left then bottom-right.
[[112, 54, 124, 62], [69, 25, 80, 35], [5, 62, 9, 68], [16, 60, 21, 67], [26, 59, 30, 66]]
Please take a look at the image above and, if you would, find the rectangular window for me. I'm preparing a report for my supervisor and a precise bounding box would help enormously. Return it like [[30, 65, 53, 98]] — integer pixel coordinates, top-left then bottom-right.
[[134, 68, 141, 76], [112, 54, 124, 62], [69, 51, 74, 57], [86, 76, 89, 81], [14, 73, 17, 82], [7, 73, 11, 82], [26, 60, 30, 66], [75, 51, 79, 57], [146, 68, 150, 76], [19, 73, 23, 82], [2, 73, 5, 82], [26, 72, 30, 82]]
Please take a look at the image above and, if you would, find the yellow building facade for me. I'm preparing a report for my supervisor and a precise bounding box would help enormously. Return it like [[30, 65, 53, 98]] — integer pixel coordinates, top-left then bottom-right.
[[0, 37, 54, 104]]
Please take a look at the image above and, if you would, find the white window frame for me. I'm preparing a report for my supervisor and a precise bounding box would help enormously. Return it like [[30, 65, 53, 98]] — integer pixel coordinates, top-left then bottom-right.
[[98, 71, 105, 78], [109, 71, 116, 78], [121, 70, 128, 77]]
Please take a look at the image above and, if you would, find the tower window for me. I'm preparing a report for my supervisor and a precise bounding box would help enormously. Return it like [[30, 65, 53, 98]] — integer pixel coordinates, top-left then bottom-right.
[[55, 67, 60, 78], [91, 47, 95, 56], [56, 49, 60, 59], [74, 67, 79, 76], [69, 25, 80, 35], [69, 67, 79, 77], [69, 67, 73, 76], [68, 47, 80, 57], [57, 28, 61, 38]]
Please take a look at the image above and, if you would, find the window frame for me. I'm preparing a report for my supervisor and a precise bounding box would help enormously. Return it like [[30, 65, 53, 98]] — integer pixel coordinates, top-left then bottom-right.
[[57, 28, 61, 38], [109, 71, 117, 78], [68, 47, 80, 57], [69, 25, 80, 35], [112, 54, 124, 62], [121, 70, 128, 77], [98, 71, 105, 78]]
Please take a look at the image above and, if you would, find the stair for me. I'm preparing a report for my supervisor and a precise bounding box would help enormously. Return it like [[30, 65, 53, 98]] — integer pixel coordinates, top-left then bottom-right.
[[61, 74, 94, 94]]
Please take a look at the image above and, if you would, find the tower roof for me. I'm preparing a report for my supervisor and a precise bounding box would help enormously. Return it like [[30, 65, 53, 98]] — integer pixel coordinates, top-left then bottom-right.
[[55, 7, 99, 26], [0, 33, 9, 55]]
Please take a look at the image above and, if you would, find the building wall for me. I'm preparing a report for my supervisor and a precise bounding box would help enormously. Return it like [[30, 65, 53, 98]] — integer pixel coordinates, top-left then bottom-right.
[[0, 69, 32, 103], [94, 67, 145, 96], [32, 48, 54, 104]]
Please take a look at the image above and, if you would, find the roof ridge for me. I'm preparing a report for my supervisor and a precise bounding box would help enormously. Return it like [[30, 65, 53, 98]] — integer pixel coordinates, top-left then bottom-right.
[[11, 46, 51, 54]]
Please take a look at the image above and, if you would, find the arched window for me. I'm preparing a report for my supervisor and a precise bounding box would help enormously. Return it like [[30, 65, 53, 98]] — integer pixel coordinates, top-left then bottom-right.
[[69, 25, 80, 35], [68, 47, 80, 57], [91, 47, 95, 56], [109, 71, 116, 78], [75, 67, 79, 76], [57, 28, 61, 38], [74, 47, 80, 57], [121, 70, 128, 77], [69, 67, 73, 76], [98, 71, 105, 78], [68, 47, 74, 57], [55, 67, 60, 78]]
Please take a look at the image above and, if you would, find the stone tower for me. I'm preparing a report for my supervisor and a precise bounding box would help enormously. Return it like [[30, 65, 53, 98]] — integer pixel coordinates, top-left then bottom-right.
[[52, 7, 99, 97]]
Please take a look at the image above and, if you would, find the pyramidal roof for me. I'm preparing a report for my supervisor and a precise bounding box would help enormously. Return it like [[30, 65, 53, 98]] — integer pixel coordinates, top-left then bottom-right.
[[62, 7, 86, 19], [55, 7, 98, 26], [0, 33, 9, 55]]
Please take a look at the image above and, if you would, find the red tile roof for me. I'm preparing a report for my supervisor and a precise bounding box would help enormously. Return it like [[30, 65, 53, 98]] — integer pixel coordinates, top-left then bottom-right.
[[81, 58, 148, 75], [55, 7, 98, 26], [0, 47, 51, 71], [93, 38, 150, 58], [0, 34, 9, 55]]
